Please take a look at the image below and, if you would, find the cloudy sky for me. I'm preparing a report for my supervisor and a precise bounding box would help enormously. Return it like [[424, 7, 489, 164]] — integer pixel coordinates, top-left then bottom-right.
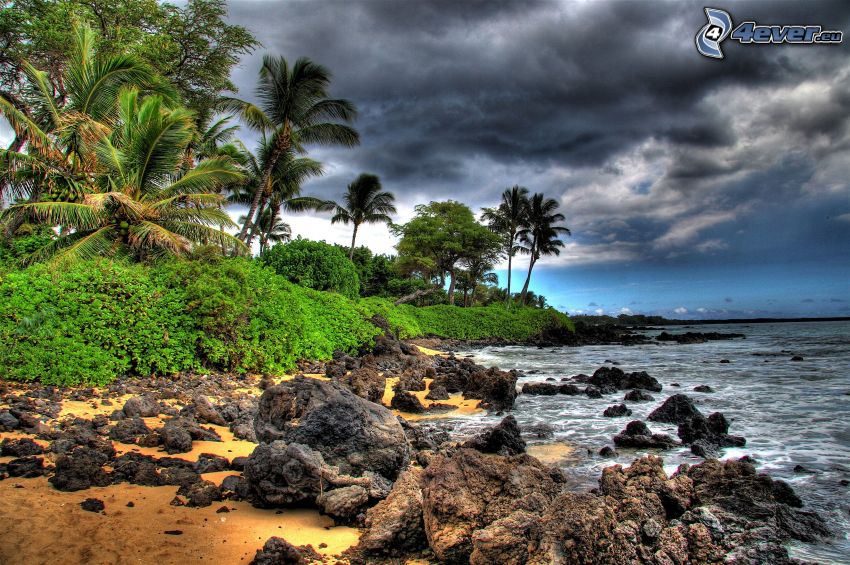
[[222, 0, 850, 318]]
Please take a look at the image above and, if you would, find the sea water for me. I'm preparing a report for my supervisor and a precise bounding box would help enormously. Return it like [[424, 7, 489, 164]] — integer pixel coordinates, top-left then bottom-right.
[[446, 321, 850, 563]]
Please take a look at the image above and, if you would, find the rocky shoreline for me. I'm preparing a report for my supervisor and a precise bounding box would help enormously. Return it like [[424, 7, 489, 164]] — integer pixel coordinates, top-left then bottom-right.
[[0, 322, 830, 564]]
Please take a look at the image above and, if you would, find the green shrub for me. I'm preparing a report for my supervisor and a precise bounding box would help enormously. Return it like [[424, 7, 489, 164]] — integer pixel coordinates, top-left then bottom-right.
[[410, 304, 574, 341], [260, 238, 360, 300], [0, 255, 571, 386], [0, 261, 198, 385]]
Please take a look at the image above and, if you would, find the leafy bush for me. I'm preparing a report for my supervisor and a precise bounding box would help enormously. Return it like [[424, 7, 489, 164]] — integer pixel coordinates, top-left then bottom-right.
[[0, 261, 198, 385], [410, 304, 574, 341], [0, 256, 571, 386], [260, 238, 360, 299]]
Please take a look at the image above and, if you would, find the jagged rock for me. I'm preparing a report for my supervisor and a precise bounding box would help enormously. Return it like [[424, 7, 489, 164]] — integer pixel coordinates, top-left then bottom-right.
[[694, 385, 714, 393], [648, 394, 702, 425], [251, 536, 319, 565], [589, 367, 663, 392], [462, 415, 526, 456], [603, 404, 632, 418], [177, 480, 221, 507], [463, 367, 518, 411], [191, 395, 226, 426], [160, 422, 193, 454], [336, 366, 386, 404], [613, 421, 677, 449], [316, 485, 369, 519], [1, 438, 44, 457], [422, 448, 566, 562], [111, 453, 160, 486], [584, 386, 602, 398], [244, 441, 379, 508], [425, 384, 449, 401], [356, 467, 427, 556], [50, 446, 112, 491], [390, 389, 425, 413], [559, 383, 581, 395], [108, 417, 151, 444], [122, 395, 160, 418], [679, 412, 746, 458], [158, 467, 201, 488], [6, 456, 45, 478], [194, 453, 230, 474], [0, 410, 20, 431], [254, 377, 409, 480], [80, 498, 105, 513]]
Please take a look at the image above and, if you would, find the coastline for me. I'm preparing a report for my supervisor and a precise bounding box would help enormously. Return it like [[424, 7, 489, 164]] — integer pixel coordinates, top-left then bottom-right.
[[0, 327, 840, 564]]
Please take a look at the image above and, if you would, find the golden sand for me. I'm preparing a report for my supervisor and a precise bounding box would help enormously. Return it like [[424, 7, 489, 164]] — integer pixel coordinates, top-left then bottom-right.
[[414, 345, 446, 357], [526, 442, 576, 465], [382, 377, 484, 421], [0, 477, 359, 565]]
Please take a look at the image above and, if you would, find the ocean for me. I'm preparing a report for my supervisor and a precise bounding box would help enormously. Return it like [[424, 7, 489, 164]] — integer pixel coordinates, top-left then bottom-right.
[[446, 321, 850, 563]]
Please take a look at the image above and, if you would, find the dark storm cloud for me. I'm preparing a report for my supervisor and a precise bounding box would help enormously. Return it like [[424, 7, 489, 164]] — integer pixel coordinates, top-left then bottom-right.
[[224, 0, 850, 268]]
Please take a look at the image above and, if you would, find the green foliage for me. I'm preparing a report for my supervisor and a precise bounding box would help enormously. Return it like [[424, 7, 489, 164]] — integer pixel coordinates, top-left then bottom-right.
[[260, 238, 360, 300], [409, 304, 574, 341], [0, 257, 380, 385], [1, 0, 258, 114], [0, 260, 198, 385]]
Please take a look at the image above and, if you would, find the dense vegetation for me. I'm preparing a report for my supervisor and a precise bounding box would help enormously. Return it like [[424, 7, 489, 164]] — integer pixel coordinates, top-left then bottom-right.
[[0, 0, 575, 386], [0, 256, 572, 385]]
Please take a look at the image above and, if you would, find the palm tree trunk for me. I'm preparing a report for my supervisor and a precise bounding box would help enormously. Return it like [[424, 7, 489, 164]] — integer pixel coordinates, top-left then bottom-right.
[[248, 194, 269, 245], [238, 127, 290, 244], [470, 285, 477, 307], [506, 251, 513, 305], [447, 269, 457, 305], [519, 256, 536, 305], [348, 223, 359, 260]]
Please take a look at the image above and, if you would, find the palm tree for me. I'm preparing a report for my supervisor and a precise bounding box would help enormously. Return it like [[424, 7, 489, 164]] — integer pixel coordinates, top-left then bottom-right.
[[226, 55, 359, 246], [3, 89, 245, 262], [330, 173, 396, 260], [0, 23, 168, 233], [257, 207, 292, 253], [517, 193, 571, 305], [226, 141, 327, 251], [481, 185, 529, 304]]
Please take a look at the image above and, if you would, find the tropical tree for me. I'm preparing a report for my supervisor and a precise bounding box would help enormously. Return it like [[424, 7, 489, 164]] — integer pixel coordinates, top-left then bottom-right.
[[2, 89, 245, 262], [255, 207, 291, 254], [517, 193, 571, 305], [330, 173, 396, 260], [0, 23, 170, 233], [226, 55, 359, 246], [225, 141, 327, 251], [481, 185, 529, 304], [393, 201, 500, 305]]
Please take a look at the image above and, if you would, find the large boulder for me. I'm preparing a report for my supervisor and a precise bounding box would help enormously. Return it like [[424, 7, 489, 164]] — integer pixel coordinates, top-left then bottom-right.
[[122, 395, 161, 418], [254, 377, 409, 480], [422, 448, 566, 563], [243, 441, 384, 509], [648, 394, 702, 425], [356, 467, 427, 556], [679, 412, 746, 457], [463, 367, 518, 411]]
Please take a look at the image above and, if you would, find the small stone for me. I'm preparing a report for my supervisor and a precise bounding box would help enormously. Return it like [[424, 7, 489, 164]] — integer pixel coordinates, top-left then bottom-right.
[[80, 498, 105, 513]]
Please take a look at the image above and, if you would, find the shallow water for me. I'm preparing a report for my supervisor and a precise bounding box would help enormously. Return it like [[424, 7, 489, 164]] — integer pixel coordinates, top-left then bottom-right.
[[446, 321, 850, 563]]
